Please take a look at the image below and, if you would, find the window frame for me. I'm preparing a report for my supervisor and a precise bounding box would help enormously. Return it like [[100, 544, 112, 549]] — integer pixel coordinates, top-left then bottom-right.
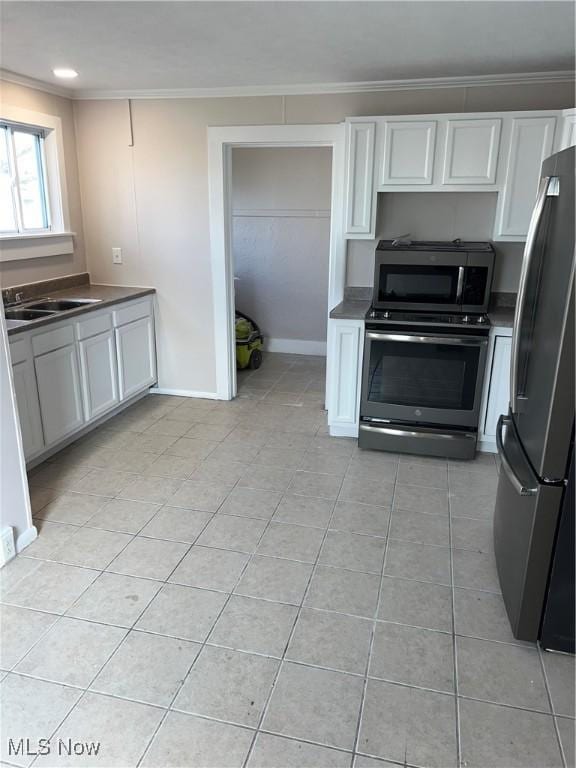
[[2, 121, 51, 235], [0, 105, 74, 262]]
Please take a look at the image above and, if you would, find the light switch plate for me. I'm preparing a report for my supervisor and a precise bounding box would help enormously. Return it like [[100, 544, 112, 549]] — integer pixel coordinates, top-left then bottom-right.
[[112, 247, 122, 264]]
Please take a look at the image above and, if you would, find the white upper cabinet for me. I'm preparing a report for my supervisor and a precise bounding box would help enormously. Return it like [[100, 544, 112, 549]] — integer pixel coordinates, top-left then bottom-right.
[[442, 118, 501, 185], [560, 108, 576, 149], [380, 120, 437, 186], [494, 116, 556, 240], [344, 121, 376, 237]]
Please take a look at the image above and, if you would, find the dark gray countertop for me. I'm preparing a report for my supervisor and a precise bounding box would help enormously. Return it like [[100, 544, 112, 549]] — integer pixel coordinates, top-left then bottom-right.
[[6, 284, 155, 336], [488, 308, 515, 328], [329, 299, 371, 320]]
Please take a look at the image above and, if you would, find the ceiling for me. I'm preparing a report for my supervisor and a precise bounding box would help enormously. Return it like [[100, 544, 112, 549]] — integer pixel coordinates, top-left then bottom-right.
[[1, 1, 574, 97]]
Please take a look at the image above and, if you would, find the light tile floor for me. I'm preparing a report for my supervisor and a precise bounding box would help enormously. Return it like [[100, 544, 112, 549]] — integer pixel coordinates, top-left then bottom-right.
[[1, 353, 574, 768]]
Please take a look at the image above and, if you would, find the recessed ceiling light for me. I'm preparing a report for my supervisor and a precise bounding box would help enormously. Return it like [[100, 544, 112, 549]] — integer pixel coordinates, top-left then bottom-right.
[[53, 68, 78, 79]]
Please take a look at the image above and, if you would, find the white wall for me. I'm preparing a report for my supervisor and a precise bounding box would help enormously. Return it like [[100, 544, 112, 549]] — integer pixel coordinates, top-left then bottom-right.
[[232, 147, 331, 346], [71, 80, 572, 395], [346, 192, 524, 292], [0, 312, 35, 558]]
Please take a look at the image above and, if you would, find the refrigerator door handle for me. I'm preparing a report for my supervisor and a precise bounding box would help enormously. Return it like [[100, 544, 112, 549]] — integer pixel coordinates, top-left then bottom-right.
[[510, 176, 557, 413], [496, 415, 538, 496]]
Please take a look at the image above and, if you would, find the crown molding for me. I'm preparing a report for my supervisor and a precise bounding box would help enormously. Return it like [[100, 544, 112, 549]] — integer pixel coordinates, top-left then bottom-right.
[[0, 69, 73, 98], [1, 68, 574, 101]]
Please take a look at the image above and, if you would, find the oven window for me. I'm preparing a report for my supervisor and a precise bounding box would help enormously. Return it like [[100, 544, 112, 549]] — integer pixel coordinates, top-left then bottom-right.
[[366, 338, 480, 410], [377, 265, 459, 304]]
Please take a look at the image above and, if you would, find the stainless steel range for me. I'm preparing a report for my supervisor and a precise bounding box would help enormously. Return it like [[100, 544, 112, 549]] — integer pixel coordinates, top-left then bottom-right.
[[359, 240, 495, 459]]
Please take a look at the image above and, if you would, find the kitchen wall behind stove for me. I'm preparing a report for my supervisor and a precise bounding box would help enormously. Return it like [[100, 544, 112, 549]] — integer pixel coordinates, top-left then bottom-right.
[[346, 192, 524, 292]]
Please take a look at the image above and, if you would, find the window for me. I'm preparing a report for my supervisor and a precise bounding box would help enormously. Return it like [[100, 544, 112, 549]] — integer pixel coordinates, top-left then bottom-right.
[[1, 123, 50, 234]]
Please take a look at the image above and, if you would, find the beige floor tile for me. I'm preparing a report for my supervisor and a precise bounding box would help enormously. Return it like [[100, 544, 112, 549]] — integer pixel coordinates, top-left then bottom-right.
[[189, 459, 248, 487], [85, 498, 161, 534], [394, 484, 450, 515], [0, 606, 58, 669], [28, 464, 90, 491], [35, 493, 111, 525], [66, 572, 161, 628], [219, 487, 283, 519], [319, 530, 385, 573], [91, 630, 200, 706], [167, 479, 230, 512], [47, 526, 132, 569], [2, 561, 99, 614], [174, 645, 279, 726], [209, 595, 298, 657], [69, 469, 135, 497], [248, 733, 351, 768], [24, 520, 79, 560], [16, 617, 125, 687], [237, 465, 294, 492], [196, 514, 267, 553], [389, 508, 450, 547], [256, 522, 325, 563], [235, 556, 313, 605], [140, 506, 212, 543], [118, 475, 184, 504], [274, 494, 334, 528], [378, 576, 453, 632], [330, 501, 390, 537], [136, 583, 228, 642], [141, 711, 253, 768], [384, 540, 451, 586], [287, 471, 342, 500], [339, 476, 395, 507], [165, 437, 220, 460], [45, 691, 164, 767], [263, 661, 364, 750], [148, 454, 201, 479], [305, 565, 380, 618], [107, 536, 189, 580], [0, 674, 82, 767], [169, 545, 249, 591]]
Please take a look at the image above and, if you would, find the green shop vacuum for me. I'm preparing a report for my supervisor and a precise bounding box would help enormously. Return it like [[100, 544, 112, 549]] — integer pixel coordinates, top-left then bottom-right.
[[235, 311, 264, 370]]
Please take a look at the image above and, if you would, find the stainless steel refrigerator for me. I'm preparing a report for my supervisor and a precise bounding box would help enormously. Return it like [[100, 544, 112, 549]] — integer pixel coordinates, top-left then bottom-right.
[[494, 145, 575, 648]]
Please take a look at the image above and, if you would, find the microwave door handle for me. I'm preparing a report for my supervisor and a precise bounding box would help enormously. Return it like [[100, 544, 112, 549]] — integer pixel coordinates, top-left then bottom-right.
[[456, 266, 465, 302], [365, 332, 487, 347], [510, 176, 554, 413], [496, 416, 538, 496]]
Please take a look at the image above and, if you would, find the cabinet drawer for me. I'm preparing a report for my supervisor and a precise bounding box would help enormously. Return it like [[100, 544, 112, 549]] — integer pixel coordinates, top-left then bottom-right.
[[32, 324, 74, 357], [9, 338, 29, 365], [76, 312, 112, 340], [113, 299, 152, 327]]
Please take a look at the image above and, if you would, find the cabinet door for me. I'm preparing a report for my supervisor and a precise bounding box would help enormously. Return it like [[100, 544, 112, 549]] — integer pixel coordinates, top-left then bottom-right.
[[35, 345, 84, 447], [344, 121, 376, 236], [79, 330, 119, 422], [483, 335, 512, 439], [381, 121, 436, 185], [494, 116, 556, 240], [443, 118, 501, 184], [327, 320, 363, 436], [116, 316, 157, 401], [11, 359, 44, 460], [560, 109, 576, 150]]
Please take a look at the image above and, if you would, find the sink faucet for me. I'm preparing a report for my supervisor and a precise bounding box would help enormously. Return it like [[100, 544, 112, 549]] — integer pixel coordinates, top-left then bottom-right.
[[4, 290, 25, 308]]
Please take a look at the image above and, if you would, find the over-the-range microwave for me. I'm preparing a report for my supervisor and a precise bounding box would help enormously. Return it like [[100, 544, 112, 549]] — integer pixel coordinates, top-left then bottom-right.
[[372, 240, 495, 314]]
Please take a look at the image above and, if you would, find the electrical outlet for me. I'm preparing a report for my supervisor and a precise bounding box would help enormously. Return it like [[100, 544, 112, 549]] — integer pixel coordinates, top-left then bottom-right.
[[0, 526, 16, 566], [112, 247, 123, 264]]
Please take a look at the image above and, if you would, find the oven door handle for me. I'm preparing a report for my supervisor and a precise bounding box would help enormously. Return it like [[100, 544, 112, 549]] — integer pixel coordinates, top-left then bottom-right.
[[365, 332, 488, 347]]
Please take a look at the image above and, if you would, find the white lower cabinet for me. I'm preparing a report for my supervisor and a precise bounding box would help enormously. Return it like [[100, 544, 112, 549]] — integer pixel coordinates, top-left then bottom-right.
[[327, 319, 364, 437], [8, 295, 157, 463], [115, 316, 156, 401], [479, 331, 512, 451], [35, 344, 84, 447], [79, 330, 119, 421], [11, 357, 44, 460]]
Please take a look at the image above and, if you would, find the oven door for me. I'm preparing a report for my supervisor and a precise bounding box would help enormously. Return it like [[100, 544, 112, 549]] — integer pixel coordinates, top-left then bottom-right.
[[361, 331, 488, 428], [373, 251, 465, 312]]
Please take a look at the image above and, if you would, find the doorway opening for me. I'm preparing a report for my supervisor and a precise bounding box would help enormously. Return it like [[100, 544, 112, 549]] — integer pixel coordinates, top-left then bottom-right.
[[231, 145, 332, 403], [207, 124, 346, 401]]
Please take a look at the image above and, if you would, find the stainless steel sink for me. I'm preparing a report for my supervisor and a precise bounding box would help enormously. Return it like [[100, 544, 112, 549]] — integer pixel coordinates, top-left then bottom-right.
[[25, 298, 103, 312], [5, 308, 58, 321]]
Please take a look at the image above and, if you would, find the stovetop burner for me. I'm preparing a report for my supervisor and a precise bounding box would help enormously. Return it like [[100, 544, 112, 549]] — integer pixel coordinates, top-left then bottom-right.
[[367, 309, 490, 328]]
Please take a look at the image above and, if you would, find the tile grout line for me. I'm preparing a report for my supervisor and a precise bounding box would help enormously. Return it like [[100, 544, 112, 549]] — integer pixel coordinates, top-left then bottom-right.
[[240, 434, 353, 768], [350, 454, 397, 764], [448, 460, 463, 768], [537, 645, 570, 767]]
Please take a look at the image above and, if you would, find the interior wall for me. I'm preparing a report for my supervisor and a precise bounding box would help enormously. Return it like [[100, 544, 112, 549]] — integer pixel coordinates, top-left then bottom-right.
[[71, 79, 572, 394], [346, 192, 524, 292], [0, 81, 86, 287], [232, 147, 332, 348]]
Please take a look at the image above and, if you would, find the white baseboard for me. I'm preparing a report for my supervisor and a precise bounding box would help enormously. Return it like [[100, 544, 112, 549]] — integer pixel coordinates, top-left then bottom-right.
[[16, 525, 38, 554], [266, 338, 327, 356], [150, 387, 220, 399], [329, 424, 359, 438], [478, 440, 497, 454]]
